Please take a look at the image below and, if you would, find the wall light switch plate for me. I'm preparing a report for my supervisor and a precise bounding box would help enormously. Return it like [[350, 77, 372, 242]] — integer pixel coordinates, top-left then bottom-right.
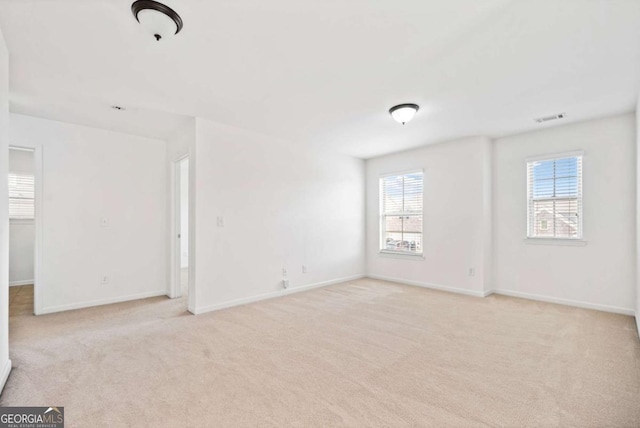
[[100, 217, 109, 227], [216, 216, 224, 227]]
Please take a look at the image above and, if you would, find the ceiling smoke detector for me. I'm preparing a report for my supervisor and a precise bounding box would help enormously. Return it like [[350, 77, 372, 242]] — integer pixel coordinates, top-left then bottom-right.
[[534, 113, 565, 123], [131, 0, 183, 41]]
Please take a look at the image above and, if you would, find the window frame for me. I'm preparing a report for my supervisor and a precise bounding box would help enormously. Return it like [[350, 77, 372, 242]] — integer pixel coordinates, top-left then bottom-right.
[[525, 151, 584, 243], [379, 169, 424, 257]]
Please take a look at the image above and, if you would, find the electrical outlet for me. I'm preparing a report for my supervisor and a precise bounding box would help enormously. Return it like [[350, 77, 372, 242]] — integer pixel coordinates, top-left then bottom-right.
[[302, 265, 307, 274], [282, 268, 287, 276], [468, 268, 475, 277], [100, 274, 109, 284], [283, 279, 289, 289]]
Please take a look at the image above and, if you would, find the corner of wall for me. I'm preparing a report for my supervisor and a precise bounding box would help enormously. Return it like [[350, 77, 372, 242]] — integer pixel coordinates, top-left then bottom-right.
[[0, 358, 11, 393], [636, 97, 640, 339], [0, 22, 11, 393], [481, 137, 494, 296]]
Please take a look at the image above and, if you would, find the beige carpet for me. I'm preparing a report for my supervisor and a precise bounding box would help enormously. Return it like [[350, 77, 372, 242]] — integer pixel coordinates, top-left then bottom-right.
[[1, 278, 639, 427], [8, 284, 33, 317]]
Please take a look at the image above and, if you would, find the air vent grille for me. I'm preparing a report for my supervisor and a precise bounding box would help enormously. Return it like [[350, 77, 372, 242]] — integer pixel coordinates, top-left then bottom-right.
[[535, 113, 565, 123]]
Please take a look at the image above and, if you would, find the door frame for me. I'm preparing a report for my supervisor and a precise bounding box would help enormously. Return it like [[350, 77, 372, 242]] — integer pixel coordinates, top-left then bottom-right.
[[169, 153, 194, 311], [8, 145, 43, 315]]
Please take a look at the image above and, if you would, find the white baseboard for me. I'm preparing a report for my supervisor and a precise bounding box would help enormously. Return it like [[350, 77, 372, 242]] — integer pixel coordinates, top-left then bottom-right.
[[365, 275, 634, 316], [480, 288, 494, 297], [9, 280, 34, 287], [489, 288, 635, 316], [636, 313, 639, 340], [39, 290, 168, 315], [194, 274, 365, 315], [0, 359, 11, 395], [367, 274, 486, 298]]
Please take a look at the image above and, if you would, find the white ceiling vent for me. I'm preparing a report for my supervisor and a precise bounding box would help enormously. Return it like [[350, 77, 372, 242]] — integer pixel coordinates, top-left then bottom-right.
[[534, 113, 565, 123]]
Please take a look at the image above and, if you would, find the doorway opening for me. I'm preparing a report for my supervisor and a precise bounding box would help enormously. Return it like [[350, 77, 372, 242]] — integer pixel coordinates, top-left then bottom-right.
[[171, 155, 191, 308], [7, 146, 37, 317]]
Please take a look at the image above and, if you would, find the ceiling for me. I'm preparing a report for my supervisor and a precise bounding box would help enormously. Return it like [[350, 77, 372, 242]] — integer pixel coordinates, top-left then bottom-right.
[[0, 0, 639, 158]]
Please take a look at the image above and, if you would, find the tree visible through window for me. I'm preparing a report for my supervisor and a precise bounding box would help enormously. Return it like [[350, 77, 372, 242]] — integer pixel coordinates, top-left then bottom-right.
[[380, 171, 423, 254], [527, 154, 582, 239], [8, 172, 35, 219]]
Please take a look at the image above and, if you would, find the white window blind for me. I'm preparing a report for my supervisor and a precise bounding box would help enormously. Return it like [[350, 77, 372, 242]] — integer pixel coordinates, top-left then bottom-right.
[[8, 172, 35, 219], [380, 171, 423, 254], [527, 154, 582, 239]]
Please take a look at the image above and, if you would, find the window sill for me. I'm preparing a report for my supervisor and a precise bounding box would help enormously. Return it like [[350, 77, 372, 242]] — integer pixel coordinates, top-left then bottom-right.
[[379, 250, 425, 260], [9, 218, 35, 225], [524, 238, 587, 247]]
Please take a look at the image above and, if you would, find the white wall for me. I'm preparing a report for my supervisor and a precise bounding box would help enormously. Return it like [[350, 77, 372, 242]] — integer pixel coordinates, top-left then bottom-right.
[[10, 114, 168, 314], [9, 149, 34, 285], [0, 23, 11, 394], [494, 114, 636, 314], [366, 137, 493, 297], [8, 222, 34, 285], [636, 100, 640, 334], [193, 118, 365, 313]]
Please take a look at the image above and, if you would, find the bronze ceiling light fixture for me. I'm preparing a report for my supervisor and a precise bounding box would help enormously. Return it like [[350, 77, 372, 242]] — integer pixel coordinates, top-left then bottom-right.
[[389, 103, 419, 125], [131, 0, 183, 41]]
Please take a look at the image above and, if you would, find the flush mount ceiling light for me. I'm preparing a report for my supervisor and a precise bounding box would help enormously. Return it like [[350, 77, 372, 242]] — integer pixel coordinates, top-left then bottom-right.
[[389, 103, 419, 125], [131, 0, 183, 41]]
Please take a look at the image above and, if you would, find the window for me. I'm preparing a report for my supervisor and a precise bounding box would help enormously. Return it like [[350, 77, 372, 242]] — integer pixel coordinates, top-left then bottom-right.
[[527, 154, 582, 239], [380, 171, 423, 255], [8, 172, 35, 220]]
